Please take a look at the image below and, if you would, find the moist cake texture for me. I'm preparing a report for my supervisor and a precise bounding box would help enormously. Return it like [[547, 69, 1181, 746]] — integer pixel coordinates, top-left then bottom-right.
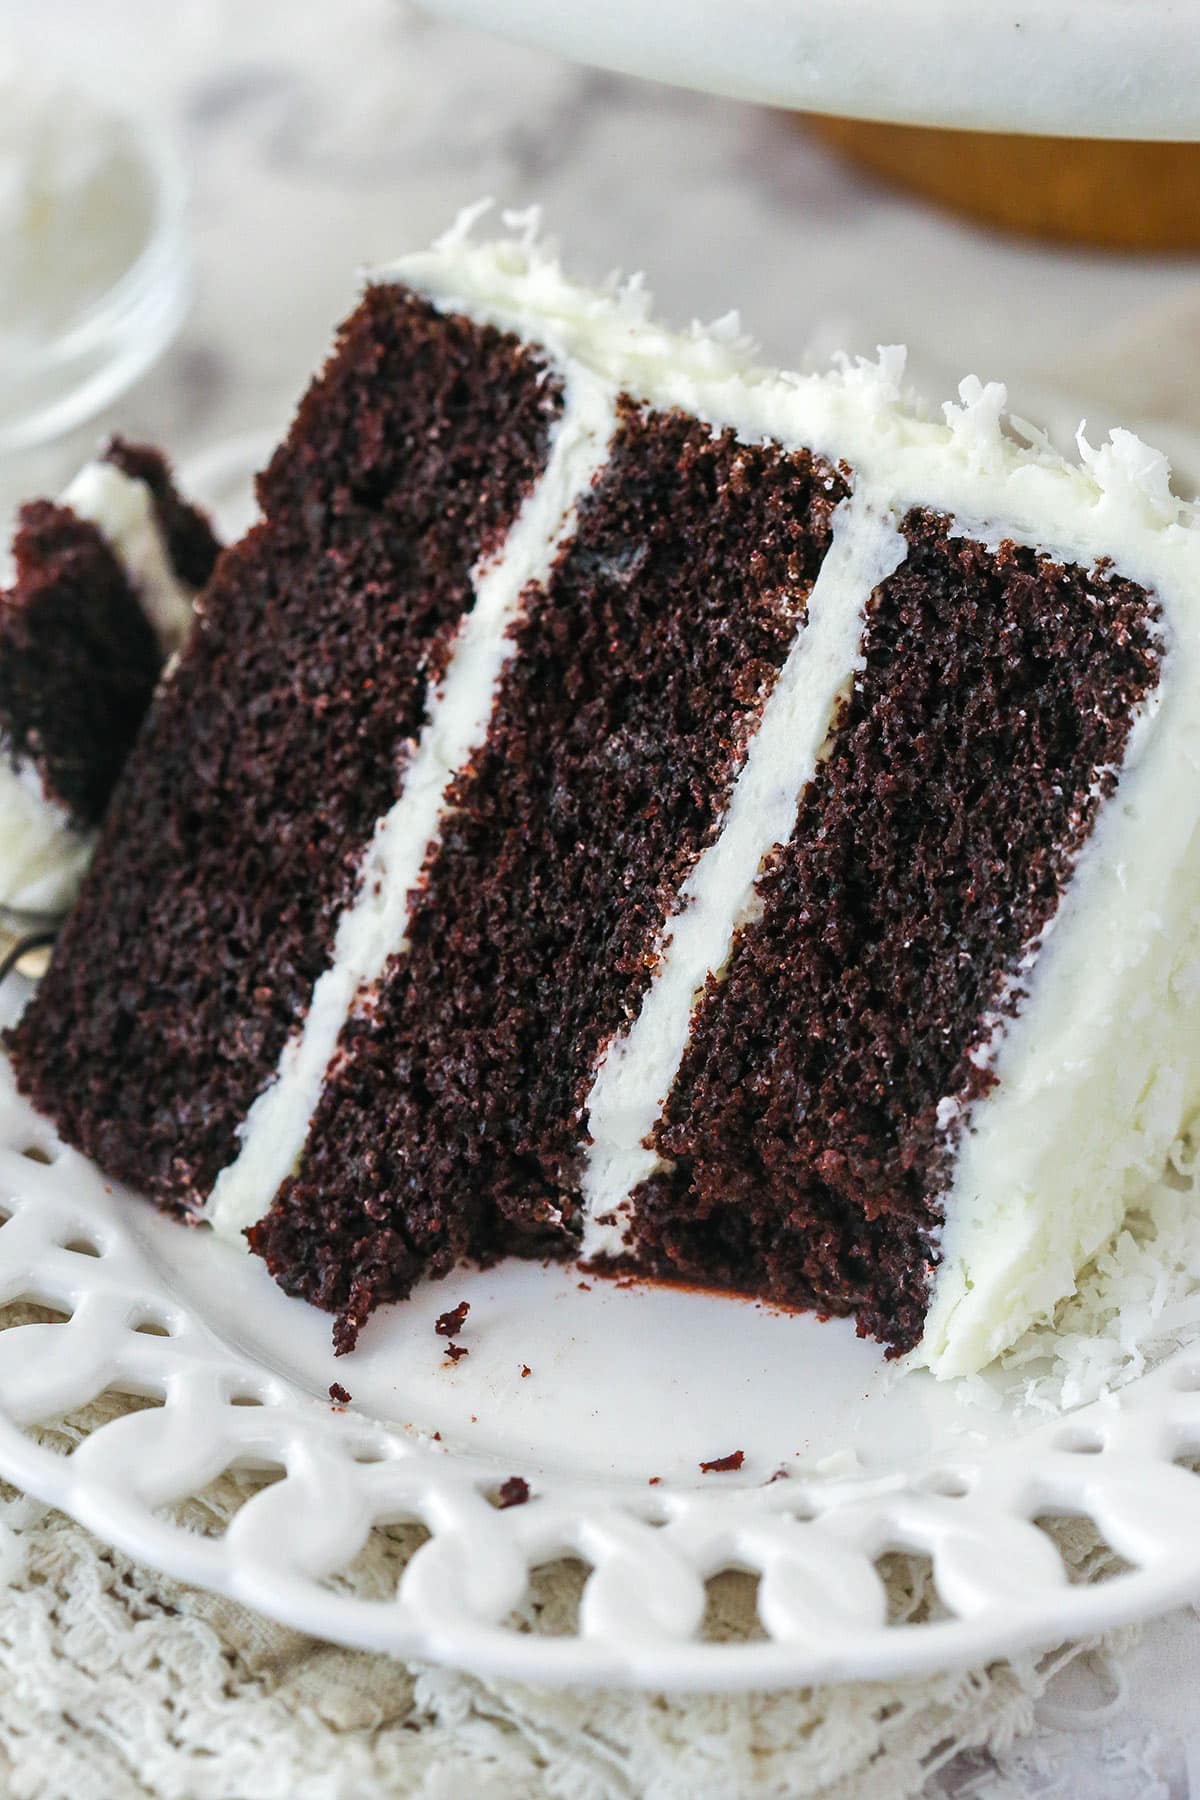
[[0, 442, 219, 912], [9, 215, 1200, 1375]]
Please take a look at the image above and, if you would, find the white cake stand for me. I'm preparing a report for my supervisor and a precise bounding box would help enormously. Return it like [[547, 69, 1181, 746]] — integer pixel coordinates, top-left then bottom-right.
[[417, 0, 1200, 140]]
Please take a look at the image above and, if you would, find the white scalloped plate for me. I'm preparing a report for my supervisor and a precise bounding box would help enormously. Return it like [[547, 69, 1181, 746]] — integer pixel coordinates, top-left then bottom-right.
[[3, 976, 1200, 1690], [417, 0, 1200, 140]]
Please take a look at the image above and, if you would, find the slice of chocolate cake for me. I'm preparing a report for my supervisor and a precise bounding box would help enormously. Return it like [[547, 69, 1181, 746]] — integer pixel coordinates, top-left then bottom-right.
[[0, 443, 220, 913], [10, 212, 1200, 1377]]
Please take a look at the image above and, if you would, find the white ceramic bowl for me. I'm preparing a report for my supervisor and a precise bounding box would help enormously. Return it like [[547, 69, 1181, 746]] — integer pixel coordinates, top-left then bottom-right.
[[0, 80, 191, 455]]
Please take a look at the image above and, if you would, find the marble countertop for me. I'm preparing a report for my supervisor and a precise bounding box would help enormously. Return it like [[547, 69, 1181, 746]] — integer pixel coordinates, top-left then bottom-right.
[[6, 0, 1200, 521], [3, 2, 1200, 1793]]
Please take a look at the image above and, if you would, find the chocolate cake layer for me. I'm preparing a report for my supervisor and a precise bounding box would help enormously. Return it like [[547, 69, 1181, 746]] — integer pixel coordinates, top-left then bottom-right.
[[628, 511, 1163, 1353], [0, 502, 162, 827], [9, 291, 563, 1204], [250, 405, 847, 1347]]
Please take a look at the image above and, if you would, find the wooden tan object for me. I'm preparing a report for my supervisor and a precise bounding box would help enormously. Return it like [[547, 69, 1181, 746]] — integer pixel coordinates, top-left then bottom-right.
[[806, 117, 1200, 251]]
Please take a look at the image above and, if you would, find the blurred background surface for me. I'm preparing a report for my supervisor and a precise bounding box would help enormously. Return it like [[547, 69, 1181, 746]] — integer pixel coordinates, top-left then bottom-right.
[[3, 0, 1200, 528]]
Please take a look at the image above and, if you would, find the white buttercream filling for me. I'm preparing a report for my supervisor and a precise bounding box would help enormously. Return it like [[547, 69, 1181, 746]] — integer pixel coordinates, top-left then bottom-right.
[[205, 361, 618, 1244], [0, 457, 196, 914], [0, 758, 93, 915], [62, 460, 194, 655], [579, 484, 907, 1260]]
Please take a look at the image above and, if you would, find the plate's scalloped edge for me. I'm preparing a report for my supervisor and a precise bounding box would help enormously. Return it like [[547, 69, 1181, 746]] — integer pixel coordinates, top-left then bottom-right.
[[3, 1071, 1200, 1691]]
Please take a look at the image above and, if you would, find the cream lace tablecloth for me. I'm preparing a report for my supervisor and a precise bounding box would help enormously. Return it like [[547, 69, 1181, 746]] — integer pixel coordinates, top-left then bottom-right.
[[6, 1, 1200, 1793]]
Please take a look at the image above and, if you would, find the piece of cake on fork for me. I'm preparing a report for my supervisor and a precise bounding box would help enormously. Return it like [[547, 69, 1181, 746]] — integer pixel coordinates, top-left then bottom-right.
[[0, 441, 220, 914]]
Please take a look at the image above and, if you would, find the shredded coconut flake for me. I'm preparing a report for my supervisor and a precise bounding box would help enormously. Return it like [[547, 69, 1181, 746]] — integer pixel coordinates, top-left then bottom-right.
[[990, 1131, 1200, 1414]]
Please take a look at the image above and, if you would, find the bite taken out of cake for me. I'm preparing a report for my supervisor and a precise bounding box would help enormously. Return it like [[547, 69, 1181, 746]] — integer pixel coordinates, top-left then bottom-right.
[[0, 441, 221, 914], [8, 210, 1200, 1378]]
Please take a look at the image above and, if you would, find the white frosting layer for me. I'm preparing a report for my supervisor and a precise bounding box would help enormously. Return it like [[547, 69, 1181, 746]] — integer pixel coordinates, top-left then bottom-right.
[[0, 456, 196, 915], [387, 217, 1194, 570], [579, 486, 907, 1259], [919, 593, 1200, 1377], [206, 362, 618, 1244], [62, 460, 194, 655], [0, 759, 93, 915]]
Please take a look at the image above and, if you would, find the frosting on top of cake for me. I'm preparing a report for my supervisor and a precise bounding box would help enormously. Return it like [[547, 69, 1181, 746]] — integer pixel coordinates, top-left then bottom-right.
[[384, 207, 1195, 571]]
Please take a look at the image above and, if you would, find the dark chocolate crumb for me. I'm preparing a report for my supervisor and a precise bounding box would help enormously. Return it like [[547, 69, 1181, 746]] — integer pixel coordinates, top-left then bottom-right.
[[497, 1476, 530, 1508], [648, 1476, 661, 1486], [444, 1342, 469, 1364], [699, 1450, 745, 1474], [435, 1300, 471, 1338], [520, 1364, 531, 1378], [328, 1381, 351, 1405]]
